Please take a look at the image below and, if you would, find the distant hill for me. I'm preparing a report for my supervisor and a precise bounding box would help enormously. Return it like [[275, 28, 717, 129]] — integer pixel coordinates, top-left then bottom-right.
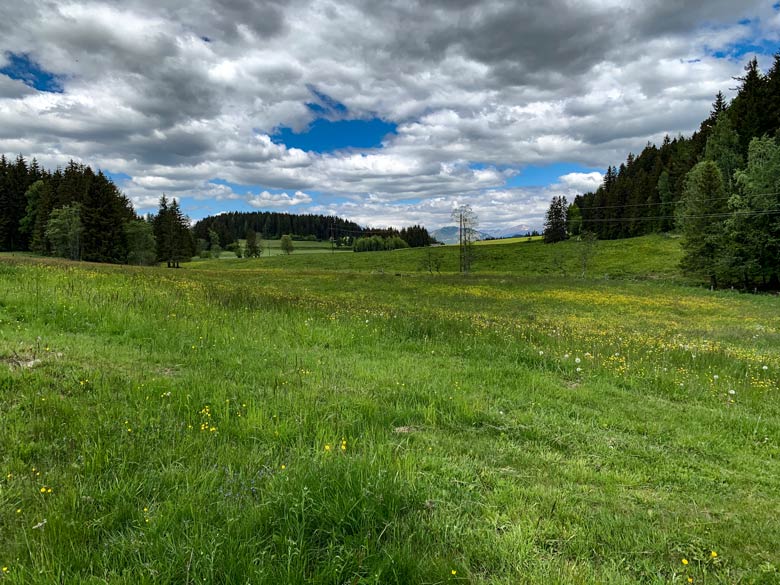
[[431, 226, 494, 244], [487, 224, 534, 239]]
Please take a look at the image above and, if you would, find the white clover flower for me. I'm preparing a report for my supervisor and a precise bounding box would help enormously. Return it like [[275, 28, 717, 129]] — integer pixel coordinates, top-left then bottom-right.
[[713, 375, 719, 381], [762, 365, 769, 371], [728, 389, 736, 396], [576, 367, 582, 373]]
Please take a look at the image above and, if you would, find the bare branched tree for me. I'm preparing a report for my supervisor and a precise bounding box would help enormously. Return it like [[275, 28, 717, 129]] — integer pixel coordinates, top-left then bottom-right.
[[451, 204, 478, 273]]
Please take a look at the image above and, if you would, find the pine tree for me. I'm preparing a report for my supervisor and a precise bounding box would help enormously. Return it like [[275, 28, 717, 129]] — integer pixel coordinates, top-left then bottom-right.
[[656, 171, 674, 232], [677, 161, 728, 288], [0, 155, 32, 251], [154, 198, 194, 268], [81, 171, 133, 263], [566, 203, 582, 237], [765, 53, 780, 135], [704, 112, 743, 192], [543, 196, 568, 243], [729, 58, 767, 156], [732, 136, 780, 288], [153, 195, 173, 266]]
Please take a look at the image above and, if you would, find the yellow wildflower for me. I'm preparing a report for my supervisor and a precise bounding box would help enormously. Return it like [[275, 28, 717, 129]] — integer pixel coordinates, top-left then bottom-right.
[[682, 558, 688, 565], [710, 551, 717, 558]]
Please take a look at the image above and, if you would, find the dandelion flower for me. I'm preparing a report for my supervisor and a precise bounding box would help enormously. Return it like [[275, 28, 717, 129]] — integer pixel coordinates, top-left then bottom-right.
[[451, 569, 457, 575], [682, 558, 688, 565], [575, 357, 581, 364], [39, 487, 46, 493], [688, 578, 693, 583], [324, 444, 332, 452], [281, 464, 286, 470], [2, 567, 8, 573], [710, 551, 717, 558]]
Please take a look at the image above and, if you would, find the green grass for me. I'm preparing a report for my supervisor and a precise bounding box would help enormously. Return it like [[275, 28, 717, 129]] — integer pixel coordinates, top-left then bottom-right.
[[189, 239, 348, 261], [0, 237, 778, 584], [189, 233, 686, 280], [474, 235, 543, 245]]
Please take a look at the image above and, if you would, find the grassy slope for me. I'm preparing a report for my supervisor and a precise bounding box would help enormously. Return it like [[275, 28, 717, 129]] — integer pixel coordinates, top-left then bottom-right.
[[187, 234, 686, 281], [0, 238, 778, 584]]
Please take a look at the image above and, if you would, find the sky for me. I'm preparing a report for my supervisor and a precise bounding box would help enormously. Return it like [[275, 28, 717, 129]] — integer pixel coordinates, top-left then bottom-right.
[[0, 1, 778, 233]]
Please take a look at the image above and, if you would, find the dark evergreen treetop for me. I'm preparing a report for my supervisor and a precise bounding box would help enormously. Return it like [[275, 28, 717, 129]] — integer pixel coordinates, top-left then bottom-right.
[[543, 195, 568, 243], [192, 210, 365, 244]]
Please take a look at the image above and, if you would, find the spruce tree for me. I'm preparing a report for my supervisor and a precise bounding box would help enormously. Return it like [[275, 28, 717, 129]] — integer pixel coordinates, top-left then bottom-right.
[[81, 171, 133, 263], [729, 58, 767, 155], [704, 112, 743, 192], [732, 136, 780, 288], [677, 161, 728, 288], [543, 196, 568, 243]]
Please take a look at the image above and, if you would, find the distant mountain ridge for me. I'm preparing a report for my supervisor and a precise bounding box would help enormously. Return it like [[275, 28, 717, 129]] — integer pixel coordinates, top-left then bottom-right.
[[432, 225, 531, 244]]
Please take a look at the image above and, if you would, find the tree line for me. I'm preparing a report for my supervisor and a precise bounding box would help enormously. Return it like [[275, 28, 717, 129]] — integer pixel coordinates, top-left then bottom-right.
[[543, 54, 780, 289], [192, 211, 364, 245], [0, 158, 194, 265], [193, 210, 433, 250], [0, 158, 435, 264]]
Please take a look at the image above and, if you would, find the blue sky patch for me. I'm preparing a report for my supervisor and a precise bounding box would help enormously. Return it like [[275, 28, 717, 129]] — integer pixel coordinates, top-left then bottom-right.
[[712, 39, 779, 60], [273, 117, 397, 153], [505, 162, 602, 188], [104, 171, 132, 184], [0, 52, 63, 93]]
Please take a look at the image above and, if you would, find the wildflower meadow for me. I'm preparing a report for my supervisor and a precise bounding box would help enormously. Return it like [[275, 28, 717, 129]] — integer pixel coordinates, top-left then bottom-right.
[[0, 237, 778, 584]]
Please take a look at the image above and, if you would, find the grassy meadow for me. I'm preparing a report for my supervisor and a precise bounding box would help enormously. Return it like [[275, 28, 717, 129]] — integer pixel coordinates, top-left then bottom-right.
[[1, 235, 779, 584], [191, 233, 685, 280]]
